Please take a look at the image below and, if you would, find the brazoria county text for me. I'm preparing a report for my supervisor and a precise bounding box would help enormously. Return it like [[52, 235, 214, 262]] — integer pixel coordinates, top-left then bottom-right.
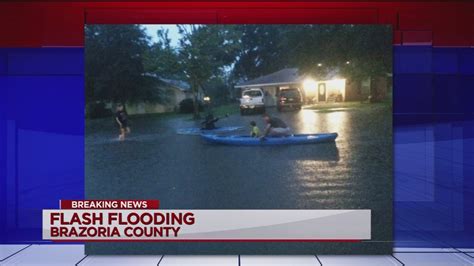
[[50, 225, 181, 238]]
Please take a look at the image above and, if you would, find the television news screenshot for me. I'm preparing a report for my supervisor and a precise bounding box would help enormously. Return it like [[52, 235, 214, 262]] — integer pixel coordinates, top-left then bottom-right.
[[1, 1, 473, 265]]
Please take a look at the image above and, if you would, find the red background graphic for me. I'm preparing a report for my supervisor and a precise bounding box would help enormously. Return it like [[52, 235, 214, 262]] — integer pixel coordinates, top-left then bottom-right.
[[0, 2, 472, 48]]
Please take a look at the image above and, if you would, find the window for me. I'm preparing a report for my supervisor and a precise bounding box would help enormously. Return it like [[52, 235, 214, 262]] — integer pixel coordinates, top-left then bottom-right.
[[243, 90, 263, 97]]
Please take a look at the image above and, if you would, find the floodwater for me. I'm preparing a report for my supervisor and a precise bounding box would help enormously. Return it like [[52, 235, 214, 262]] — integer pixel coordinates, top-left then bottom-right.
[[85, 104, 392, 254]]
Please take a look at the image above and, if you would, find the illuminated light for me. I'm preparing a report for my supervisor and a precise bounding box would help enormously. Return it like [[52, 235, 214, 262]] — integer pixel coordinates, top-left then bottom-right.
[[303, 78, 317, 93], [346, 61, 350, 64], [203, 96, 211, 102], [332, 79, 346, 89], [329, 79, 346, 99], [317, 63, 323, 67]]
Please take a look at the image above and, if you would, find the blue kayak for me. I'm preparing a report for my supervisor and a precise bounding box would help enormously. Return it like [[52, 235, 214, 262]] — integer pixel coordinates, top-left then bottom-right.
[[177, 126, 243, 135], [201, 133, 338, 146]]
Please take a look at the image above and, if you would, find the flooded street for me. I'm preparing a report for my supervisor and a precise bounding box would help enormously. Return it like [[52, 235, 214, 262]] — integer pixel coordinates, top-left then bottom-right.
[[86, 104, 392, 253]]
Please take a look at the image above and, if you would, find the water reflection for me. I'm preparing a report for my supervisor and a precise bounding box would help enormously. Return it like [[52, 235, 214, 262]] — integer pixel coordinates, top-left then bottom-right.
[[326, 111, 348, 133], [297, 110, 348, 136], [299, 109, 318, 133], [283, 143, 340, 161], [279, 106, 390, 207], [290, 156, 353, 205]]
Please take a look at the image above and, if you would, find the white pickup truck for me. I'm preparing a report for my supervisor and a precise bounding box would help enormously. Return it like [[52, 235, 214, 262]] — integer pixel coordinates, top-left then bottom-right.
[[240, 88, 266, 115]]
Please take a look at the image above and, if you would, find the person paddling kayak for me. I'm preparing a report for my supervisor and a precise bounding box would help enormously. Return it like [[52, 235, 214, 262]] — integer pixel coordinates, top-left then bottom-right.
[[261, 113, 291, 140], [201, 113, 219, 130], [201, 113, 229, 130]]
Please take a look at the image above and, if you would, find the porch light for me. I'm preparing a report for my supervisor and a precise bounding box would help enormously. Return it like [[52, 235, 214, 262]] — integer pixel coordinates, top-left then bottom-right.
[[331, 79, 346, 94], [303, 78, 317, 93], [203, 96, 211, 102], [333, 79, 345, 87]]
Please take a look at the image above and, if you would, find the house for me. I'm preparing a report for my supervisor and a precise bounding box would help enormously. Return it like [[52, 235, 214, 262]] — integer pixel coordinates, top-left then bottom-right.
[[126, 74, 204, 115], [235, 68, 349, 106], [157, 77, 205, 107], [158, 77, 193, 106], [235, 67, 387, 106]]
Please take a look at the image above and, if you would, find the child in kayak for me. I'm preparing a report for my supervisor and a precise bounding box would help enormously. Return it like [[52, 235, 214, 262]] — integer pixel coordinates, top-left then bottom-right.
[[261, 113, 291, 140], [115, 103, 130, 141], [250, 121, 260, 137]]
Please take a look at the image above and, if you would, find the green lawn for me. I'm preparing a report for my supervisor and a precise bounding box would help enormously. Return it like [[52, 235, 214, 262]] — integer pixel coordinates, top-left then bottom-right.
[[180, 103, 240, 121], [128, 103, 240, 122], [303, 101, 392, 112], [127, 110, 187, 120], [84, 103, 241, 124], [211, 103, 240, 117]]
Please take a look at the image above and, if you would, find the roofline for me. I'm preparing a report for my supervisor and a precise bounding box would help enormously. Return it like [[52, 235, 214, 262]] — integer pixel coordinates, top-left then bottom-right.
[[235, 81, 301, 88], [170, 86, 188, 92]]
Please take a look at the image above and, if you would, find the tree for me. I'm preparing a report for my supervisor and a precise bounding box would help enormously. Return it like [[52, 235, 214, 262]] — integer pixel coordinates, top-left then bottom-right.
[[231, 25, 392, 85], [144, 28, 184, 80], [177, 25, 241, 119], [204, 77, 230, 105], [290, 25, 392, 81], [230, 25, 291, 83], [85, 25, 155, 105]]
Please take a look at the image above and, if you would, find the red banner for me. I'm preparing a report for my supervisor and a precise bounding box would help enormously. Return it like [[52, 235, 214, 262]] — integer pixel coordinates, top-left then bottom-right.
[[60, 200, 159, 210]]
